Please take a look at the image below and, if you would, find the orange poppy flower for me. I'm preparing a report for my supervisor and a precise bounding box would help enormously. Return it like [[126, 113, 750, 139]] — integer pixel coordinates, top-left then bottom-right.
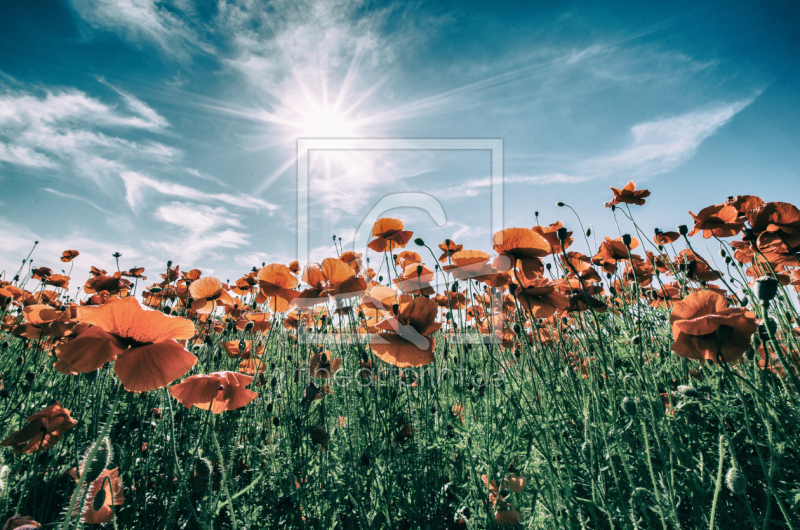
[[673, 250, 721, 282], [532, 221, 573, 255], [83, 273, 131, 296], [688, 204, 743, 238], [669, 290, 758, 363], [12, 304, 76, 340], [231, 273, 258, 296], [257, 263, 301, 312], [395, 250, 422, 268], [609, 181, 650, 206], [1, 402, 77, 454], [339, 251, 363, 273], [493, 228, 549, 278], [320, 258, 367, 299], [393, 263, 435, 296], [3, 515, 41, 529], [55, 297, 197, 392], [654, 230, 680, 245], [309, 351, 341, 379], [288, 260, 301, 274], [188, 276, 235, 313], [435, 291, 467, 310], [515, 277, 569, 319], [371, 297, 441, 367], [726, 195, 764, 221], [239, 358, 266, 375], [367, 218, 413, 252], [438, 239, 463, 262], [121, 266, 146, 280], [74, 468, 124, 524], [236, 312, 272, 333], [60, 250, 80, 263], [169, 372, 258, 413]]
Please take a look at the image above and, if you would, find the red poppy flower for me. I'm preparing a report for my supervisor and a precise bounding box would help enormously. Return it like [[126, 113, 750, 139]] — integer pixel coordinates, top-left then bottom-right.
[[55, 297, 197, 392], [688, 204, 743, 239], [60, 250, 80, 263], [492, 228, 549, 278], [367, 218, 413, 252], [654, 230, 679, 245], [188, 276, 236, 313], [371, 297, 441, 367], [74, 468, 124, 524], [515, 277, 569, 319], [438, 240, 463, 262], [169, 372, 257, 413], [309, 351, 341, 379], [608, 181, 650, 206], [669, 290, 758, 363], [257, 263, 301, 312], [1, 402, 77, 454], [532, 221, 573, 255]]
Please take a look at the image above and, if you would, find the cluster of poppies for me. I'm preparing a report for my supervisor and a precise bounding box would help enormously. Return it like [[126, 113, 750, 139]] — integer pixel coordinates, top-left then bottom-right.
[[1, 181, 797, 526]]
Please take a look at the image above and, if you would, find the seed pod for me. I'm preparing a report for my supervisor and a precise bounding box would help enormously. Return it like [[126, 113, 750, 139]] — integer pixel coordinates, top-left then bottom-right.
[[272, 417, 280, 427], [725, 467, 747, 495], [556, 227, 569, 242], [244, 321, 255, 332], [621, 234, 632, 247], [677, 225, 688, 236], [754, 276, 779, 303], [414, 237, 425, 246], [556, 202, 565, 207]]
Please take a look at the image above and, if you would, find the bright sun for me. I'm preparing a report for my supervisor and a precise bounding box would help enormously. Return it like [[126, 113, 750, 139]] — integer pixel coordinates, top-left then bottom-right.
[[297, 106, 357, 138]]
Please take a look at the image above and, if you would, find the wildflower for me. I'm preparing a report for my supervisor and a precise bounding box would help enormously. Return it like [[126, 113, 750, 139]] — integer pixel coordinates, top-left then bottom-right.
[[438, 239, 463, 262], [309, 351, 341, 379], [532, 221, 572, 254], [370, 297, 441, 367], [688, 204, 743, 238], [367, 218, 413, 252], [492, 228, 550, 278], [609, 181, 650, 206], [55, 297, 197, 392], [74, 468, 124, 524], [188, 276, 235, 313], [61, 250, 80, 263], [2, 515, 40, 529], [669, 290, 758, 363], [515, 277, 569, 319], [1, 402, 77, 454], [257, 263, 301, 312], [169, 372, 258, 413]]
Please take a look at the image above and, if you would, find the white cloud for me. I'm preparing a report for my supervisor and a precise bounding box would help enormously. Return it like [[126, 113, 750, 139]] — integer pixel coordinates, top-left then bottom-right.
[[148, 202, 250, 263], [0, 86, 174, 189], [69, 0, 203, 61], [121, 171, 279, 212], [587, 99, 753, 177]]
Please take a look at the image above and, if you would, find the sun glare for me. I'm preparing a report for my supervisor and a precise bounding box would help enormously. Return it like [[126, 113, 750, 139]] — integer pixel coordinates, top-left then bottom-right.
[[298, 106, 358, 138]]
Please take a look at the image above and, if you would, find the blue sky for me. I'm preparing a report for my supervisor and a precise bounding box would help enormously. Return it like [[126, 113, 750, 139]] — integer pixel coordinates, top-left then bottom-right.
[[1, 0, 798, 287]]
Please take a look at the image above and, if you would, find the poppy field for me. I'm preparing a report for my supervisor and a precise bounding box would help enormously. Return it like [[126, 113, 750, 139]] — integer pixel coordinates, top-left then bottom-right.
[[1, 184, 799, 529]]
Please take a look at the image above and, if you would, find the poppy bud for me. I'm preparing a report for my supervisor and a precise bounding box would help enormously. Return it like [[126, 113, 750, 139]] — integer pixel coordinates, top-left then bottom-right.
[[621, 397, 637, 417], [244, 321, 255, 332], [631, 335, 640, 345], [724, 256, 732, 265], [513, 323, 521, 334], [609, 286, 616, 296], [273, 417, 280, 427], [162, 306, 171, 314], [166, 261, 172, 268], [556, 227, 569, 242], [606, 272, 613, 279], [414, 237, 425, 246], [545, 263, 551, 271], [754, 276, 779, 303], [416, 265, 423, 277], [586, 228, 591, 237], [621, 234, 631, 247], [392, 304, 399, 315], [149, 287, 162, 294], [92, 487, 107, 511], [451, 281, 459, 293], [556, 202, 565, 207], [677, 225, 688, 236], [445, 311, 452, 320], [378, 275, 384, 282], [726, 467, 747, 495]]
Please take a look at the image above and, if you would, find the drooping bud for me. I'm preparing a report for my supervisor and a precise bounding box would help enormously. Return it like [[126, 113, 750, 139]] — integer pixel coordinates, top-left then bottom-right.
[[725, 467, 747, 495], [92, 487, 107, 511], [556, 202, 565, 207], [621, 397, 637, 417], [414, 237, 425, 247]]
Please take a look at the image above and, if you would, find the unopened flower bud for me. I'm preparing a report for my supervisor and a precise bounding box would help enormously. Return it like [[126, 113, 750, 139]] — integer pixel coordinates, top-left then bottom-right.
[[621, 397, 637, 417], [556, 227, 569, 242], [725, 467, 747, 495], [414, 237, 424, 246], [621, 234, 632, 247], [677, 225, 688, 236], [556, 202, 565, 207]]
